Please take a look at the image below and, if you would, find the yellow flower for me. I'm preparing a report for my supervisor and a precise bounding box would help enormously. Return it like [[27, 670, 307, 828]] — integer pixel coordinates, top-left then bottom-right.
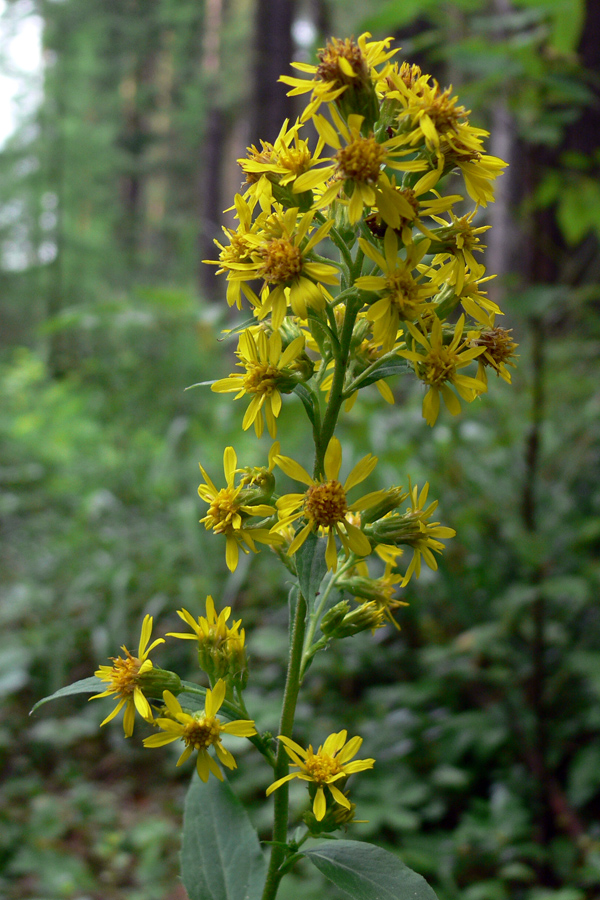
[[91, 615, 164, 737], [266, 730, 374, 821], [400, 481, 456, 585], [469, 320, 518, 387], [211, 328, 305, 438], [384, 71, 488, 164], [302, 110, 427, 225], [356, 229, 438, 351], [143, 681, 256, 782], [280, 33, 398, 122], [228, 206, 340, 329], [273, 437, 387, 571], [364, 166, 463, 246], [198, 447, 280, 572], [366, 483, 456, 585], [339, 563, 408, 630], [429, 209, 489, 295], [238, 118, 327, 211], [203, 194, 260, 311], [167, 596, 248, 688], [399, 315, 486, 425]]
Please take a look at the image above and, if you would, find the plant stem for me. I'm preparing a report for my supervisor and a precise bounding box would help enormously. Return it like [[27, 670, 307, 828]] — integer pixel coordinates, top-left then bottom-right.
[[261, 592, 307, 900], [300, 556, 354, 679]]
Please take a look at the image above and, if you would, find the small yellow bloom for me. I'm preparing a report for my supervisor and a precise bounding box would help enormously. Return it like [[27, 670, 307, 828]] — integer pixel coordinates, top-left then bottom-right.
[[238, 118, 327, 211], [91, 615, 164, 737], [266, 730, 374, 821], [304, 110, 427, 225], [211, 329, 305, 438], [399, 315, 486, 425], [469, 321, 518, 387], [356, 229, 438, 351], [168, 596, 248, 688], [198, 447, 280, 572], [273, 437, 387, 571], [143, 680, 256, 782], [280, 33, 398, 122]]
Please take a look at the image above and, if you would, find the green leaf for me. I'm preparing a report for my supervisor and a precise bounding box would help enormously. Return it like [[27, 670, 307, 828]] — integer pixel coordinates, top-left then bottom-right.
[[181, 775, 266, 900], [295, 531, 327, 614], [305, 840, 439, 900], [29, 676, 103, 715], [352, 358, 409, 390], [293, 383, 318, 429]]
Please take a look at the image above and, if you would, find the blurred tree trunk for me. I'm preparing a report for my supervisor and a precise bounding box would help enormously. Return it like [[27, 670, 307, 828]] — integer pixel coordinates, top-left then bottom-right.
[[249, 0, 294, 146], [198, 0, 227, 301]]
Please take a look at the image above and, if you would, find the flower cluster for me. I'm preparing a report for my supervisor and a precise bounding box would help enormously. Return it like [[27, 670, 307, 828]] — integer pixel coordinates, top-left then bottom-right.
[[85, 31, 515, 851]]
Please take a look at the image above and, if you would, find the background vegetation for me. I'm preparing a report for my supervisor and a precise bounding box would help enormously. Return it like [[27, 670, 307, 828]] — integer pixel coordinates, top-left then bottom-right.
[[1, 0, 600, 898]]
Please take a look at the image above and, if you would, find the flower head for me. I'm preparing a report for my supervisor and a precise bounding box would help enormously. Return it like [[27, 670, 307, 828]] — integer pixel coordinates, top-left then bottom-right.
[[399, 315, 486, 425], [273, 437, 389, 570], [356, 229, 438, 351], [266, 730, 374, 821], [469, 322, 518, 387], [211, 328, 305, 438], [280, 33, 398, 123], [198, 447, 281, 571], [366, 482, 456, 585], [168, 596, 248, 689], [91, 615, 165, 737], [304, 110, 427, 225], [143, 680, 256, 782]]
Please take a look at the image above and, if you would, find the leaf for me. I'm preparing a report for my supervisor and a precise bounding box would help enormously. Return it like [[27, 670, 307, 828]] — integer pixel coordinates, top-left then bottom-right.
[[305, 840, 439, 900], [293, 383, 318, 429], [295, 531, 327, 614], [353, 359, 409, 390], [181, 775, 266, 900], [29, 676, 104, 715]]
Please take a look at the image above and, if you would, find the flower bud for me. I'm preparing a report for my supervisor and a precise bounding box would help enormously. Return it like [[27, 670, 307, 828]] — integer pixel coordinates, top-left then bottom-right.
[[321, 600, 385, 638], [359, 486, 408, 525], [138, 667, 182, 698]]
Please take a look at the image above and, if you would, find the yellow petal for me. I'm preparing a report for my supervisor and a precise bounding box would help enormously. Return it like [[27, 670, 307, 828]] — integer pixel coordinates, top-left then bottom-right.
[[343, 453, 376, 491], [223, 447, 237, 486], [275, 455, 313, 486], [313, 786, 327, 821], [324, 436, 342, 481]]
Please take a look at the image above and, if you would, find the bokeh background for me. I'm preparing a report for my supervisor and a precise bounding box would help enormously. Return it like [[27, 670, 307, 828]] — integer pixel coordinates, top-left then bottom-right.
[[1, 0, 600, 898]]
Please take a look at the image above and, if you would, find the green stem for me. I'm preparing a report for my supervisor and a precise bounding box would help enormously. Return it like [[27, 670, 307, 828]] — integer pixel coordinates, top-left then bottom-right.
[[300, 556, 355, 679], [261, 593, 307, 900]]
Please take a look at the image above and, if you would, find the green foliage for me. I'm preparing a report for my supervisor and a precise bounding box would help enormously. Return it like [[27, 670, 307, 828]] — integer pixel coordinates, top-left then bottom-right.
[[182, 776, 267, 900], [305, 840, 440, 899]]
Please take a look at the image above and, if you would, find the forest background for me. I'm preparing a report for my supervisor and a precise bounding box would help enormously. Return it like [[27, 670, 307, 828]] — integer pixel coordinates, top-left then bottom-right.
[[1, 0, 600, 898]]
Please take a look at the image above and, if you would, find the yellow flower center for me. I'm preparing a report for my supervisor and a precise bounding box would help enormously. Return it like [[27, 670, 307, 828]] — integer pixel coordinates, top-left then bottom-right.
[[397, 62, 422, 89], [416, 88, 464, 135], [419, 346, 458, 387], [243, 362, 281, 396], [304, 480, 348, 527], [279, 143, 312, 176], [182, 715, 222, 750], [317, 38, 367, 87], [385, 271, 422, 318], [106, 650, 141, 696], [260, 238, 303, 284], [304, 749, 343, 784], [398, 187, 420, 221], [207, 487, 241, 532], [221, 232, 252, 265], [336, 136, 386, 183]]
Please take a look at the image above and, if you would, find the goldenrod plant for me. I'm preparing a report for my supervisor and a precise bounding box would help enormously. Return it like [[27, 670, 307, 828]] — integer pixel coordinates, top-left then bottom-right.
[[34, 32, 517, 900]]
